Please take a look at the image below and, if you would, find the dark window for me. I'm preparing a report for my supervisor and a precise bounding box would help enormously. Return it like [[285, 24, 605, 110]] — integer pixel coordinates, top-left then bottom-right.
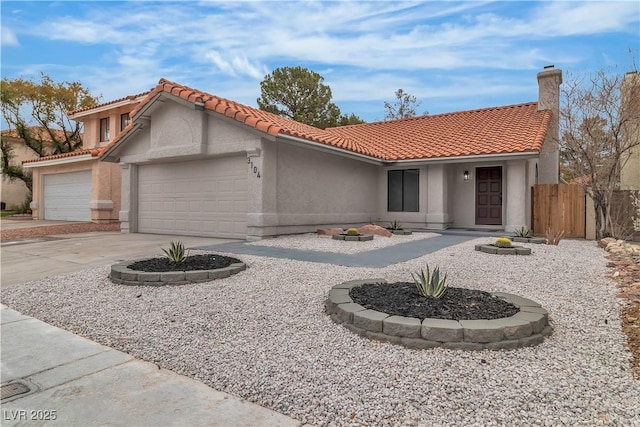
[[387, 169, 419, 212], [99, 118, 110, 142], [120, 113, 130, 131]]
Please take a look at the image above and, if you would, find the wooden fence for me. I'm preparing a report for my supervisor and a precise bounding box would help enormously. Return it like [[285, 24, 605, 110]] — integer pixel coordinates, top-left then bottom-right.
[[532, 184, 585, 238]]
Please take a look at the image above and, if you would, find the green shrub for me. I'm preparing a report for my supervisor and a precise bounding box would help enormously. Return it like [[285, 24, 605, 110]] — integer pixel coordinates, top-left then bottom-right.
[[162, 241, 187, 263], [513, 226, 532, 238], [346, 228, 360, 236], [495, 237, 512, 248], [411, 265, 447, 299], [387, 220, 403, 231]]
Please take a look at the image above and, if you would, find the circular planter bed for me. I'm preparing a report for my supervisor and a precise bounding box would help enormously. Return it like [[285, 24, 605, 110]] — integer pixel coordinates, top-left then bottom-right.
[[325, 279, 551, 350], [109, 254, 246, 286], [332, 234, 374, 241], [475, 244, 531, 255]]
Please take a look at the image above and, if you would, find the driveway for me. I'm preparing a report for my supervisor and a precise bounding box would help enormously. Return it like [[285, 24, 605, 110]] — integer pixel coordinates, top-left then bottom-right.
[[1, 224, 236, 287]]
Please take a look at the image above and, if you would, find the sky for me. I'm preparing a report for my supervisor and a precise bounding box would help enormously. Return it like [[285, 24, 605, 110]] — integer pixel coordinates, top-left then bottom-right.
[[1, 0, 639, 123]]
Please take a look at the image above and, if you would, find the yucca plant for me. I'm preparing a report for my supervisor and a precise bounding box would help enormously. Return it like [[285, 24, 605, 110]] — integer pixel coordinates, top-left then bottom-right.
[[545, 227, 566, 245], [387, 220, 403, 231], [513, 226, 532, 238], [411, 265, 447, 299], [162, 241, 188, 263]]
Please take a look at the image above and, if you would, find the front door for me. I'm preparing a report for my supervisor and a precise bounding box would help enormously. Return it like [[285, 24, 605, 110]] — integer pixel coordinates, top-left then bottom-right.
[[476, 166, 502, 225]]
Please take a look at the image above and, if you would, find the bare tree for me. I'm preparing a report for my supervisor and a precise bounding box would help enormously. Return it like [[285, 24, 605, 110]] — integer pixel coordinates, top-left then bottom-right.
[[560, 68, 640, 239], [383, 89, 427, 120]]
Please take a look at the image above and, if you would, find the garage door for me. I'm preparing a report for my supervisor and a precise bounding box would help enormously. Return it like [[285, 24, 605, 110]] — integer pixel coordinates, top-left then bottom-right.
[[137, 157, 247, 238], [43, 171, 92, 221]]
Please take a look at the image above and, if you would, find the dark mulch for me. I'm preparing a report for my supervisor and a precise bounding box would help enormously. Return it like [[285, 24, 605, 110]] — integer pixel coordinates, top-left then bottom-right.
[[128, 254, 241, 272], [350, 282, 519, 320]]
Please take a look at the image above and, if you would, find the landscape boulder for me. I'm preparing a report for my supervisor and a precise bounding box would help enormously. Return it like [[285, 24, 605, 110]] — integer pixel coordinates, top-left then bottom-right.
[[358, 224, 392, 238]]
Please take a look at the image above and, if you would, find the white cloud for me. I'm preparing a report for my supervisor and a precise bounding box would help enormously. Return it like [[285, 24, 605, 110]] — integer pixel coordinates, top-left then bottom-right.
[[1, 26, 19, 46]]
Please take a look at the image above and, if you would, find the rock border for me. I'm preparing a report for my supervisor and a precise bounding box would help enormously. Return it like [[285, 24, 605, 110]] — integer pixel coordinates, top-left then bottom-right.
[[109, 260, 246, 286], [512, 237, 545, 244], [325, 279, 551, 350], [475, 244, 531, 255], [388, 229, 413, 235], [332, 234, 374, 241]]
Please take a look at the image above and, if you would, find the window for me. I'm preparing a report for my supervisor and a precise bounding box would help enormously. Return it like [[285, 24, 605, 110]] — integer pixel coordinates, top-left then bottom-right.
[[120, 113, 131, 131], [387, 169, 419, 212], [99, 118, 110, 142]]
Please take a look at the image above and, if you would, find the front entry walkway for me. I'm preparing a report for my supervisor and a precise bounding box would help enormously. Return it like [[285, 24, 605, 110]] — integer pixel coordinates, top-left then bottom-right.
[[198, 230, 506, 268]]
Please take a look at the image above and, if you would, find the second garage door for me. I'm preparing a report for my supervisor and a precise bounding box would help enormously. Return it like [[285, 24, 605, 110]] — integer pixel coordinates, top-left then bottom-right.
[[137, 157, 247, 238], [43, 171, 92, 221]]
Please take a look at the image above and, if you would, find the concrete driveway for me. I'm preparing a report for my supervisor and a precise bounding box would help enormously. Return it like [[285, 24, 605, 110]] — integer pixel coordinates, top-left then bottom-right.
[[1, 229, 236, 287]]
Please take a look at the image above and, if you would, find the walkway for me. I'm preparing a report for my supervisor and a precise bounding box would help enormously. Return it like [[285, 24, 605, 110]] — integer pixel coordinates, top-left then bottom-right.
[[197, 229, 506, 268]]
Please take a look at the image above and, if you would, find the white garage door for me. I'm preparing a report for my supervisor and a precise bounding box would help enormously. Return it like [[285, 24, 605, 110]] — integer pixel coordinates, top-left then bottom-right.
[[43, 171, 92, 221], [137, 157, 247, 238]]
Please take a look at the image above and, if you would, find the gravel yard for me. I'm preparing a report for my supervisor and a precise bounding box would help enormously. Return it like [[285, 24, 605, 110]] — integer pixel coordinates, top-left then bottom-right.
[[2, 237, 639, 426], [247, 231, 439, 254]]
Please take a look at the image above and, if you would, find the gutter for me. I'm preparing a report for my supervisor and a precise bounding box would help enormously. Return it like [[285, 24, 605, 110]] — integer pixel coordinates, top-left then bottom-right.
[[22, 154, 95, 168], [385, 151, 540, 166]]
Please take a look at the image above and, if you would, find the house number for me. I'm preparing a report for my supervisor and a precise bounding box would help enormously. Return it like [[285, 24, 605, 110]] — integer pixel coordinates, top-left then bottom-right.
[[247, 157, 261, 178]]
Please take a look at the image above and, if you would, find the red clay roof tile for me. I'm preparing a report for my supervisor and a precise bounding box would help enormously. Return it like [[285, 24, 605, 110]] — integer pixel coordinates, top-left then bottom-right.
[[23, 148, 101, 164], [68, 91, 151, 116], [102, 78, 551, 161]]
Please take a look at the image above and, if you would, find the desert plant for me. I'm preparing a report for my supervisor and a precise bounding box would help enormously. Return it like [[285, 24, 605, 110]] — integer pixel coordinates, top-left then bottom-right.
[[346, 227, 360, 236], [513, 226, 532, 238], [495, 237, 513, 248], [411, 265, 447, 299], [545, 228, 566, 245], [162, 241, 187, 263], [387, 220, 403, 231]]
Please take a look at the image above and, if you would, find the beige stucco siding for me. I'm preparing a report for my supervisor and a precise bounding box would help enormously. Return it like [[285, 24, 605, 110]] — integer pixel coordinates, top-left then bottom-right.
[[1, 139, 37, 209]]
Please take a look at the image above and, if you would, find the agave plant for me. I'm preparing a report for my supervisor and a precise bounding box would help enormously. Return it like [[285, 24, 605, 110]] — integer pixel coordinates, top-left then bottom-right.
[[162, 241, 188, 263], [411, 265, 447, 299], [387, 220, 403, 231], [513, 226, 532, 238]]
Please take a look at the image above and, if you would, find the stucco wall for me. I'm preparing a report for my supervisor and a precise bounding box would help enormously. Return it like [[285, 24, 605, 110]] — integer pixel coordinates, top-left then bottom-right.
[[266, 141, 379, 235], [81, 104, 137, 150]]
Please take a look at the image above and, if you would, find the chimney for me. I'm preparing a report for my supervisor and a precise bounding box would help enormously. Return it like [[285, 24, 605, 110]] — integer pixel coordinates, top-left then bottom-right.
[[536, 65, 563, 184]]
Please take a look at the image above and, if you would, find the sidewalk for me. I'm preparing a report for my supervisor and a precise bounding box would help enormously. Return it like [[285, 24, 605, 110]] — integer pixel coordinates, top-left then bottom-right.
[[1, 304, 302, 427]]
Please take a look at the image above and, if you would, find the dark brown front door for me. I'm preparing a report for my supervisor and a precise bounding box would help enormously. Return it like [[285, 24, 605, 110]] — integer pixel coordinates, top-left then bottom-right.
[[476, 166, 502, 225]]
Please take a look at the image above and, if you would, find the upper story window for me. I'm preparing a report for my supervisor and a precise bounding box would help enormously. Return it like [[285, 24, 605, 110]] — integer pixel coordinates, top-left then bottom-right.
[[99, 117, 110, 142], [120, 113, 131, 131], [388, 169, 419, 212]]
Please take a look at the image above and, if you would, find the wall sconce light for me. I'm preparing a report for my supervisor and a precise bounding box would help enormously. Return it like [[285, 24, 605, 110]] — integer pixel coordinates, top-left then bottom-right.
[[463, 170, 470, 181]]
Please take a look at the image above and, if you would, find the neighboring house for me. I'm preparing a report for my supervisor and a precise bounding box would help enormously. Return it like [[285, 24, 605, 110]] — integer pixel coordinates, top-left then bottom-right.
[[100, 66, 562, 240], [0, 127, 66, 210], [620, 71, 640, 191], [23, 92, 148, 222]]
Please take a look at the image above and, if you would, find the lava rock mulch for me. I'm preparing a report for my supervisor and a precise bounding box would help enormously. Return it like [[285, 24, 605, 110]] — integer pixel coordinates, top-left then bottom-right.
[[350, 282, 519, 320], [128, 254, 241, 272]]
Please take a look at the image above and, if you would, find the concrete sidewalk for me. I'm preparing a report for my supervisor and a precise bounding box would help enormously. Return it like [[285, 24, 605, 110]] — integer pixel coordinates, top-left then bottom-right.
[[1, 304, 302, 427]]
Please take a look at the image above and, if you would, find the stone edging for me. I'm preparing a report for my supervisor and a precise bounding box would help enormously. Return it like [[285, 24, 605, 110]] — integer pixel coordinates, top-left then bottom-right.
[[109, 261, 246, 286], [475, 244, 531, 255], [389, 230, 412, 235], [332, 234, 374, 241], [325, 279, 551, 350], [513, 237, 545, 244]]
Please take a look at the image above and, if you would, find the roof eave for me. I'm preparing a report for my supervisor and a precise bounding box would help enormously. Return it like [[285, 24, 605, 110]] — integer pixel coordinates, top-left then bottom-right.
[[384, 151, 540, 166], [100, 122, 144, 163], [277, 134, 384, 165], [22, 154, 96, 168]]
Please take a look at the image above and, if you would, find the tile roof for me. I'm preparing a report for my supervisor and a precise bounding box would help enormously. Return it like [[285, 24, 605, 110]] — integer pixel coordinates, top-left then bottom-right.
[[68, 91, 151, 116], [23, 148, 101, 164], [1, 126, 77, 144], [326, 103, 552, 160], [102, 78, 552, 162]]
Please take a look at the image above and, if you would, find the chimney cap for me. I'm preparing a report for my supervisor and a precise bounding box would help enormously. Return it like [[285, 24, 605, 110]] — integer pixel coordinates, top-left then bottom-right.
[[543, 65, 555, 69]]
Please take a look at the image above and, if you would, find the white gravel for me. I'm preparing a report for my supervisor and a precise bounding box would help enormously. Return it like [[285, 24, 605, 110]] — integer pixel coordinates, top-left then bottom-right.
[[2, 237, 640, 426], [247, 232, 439, 254]]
